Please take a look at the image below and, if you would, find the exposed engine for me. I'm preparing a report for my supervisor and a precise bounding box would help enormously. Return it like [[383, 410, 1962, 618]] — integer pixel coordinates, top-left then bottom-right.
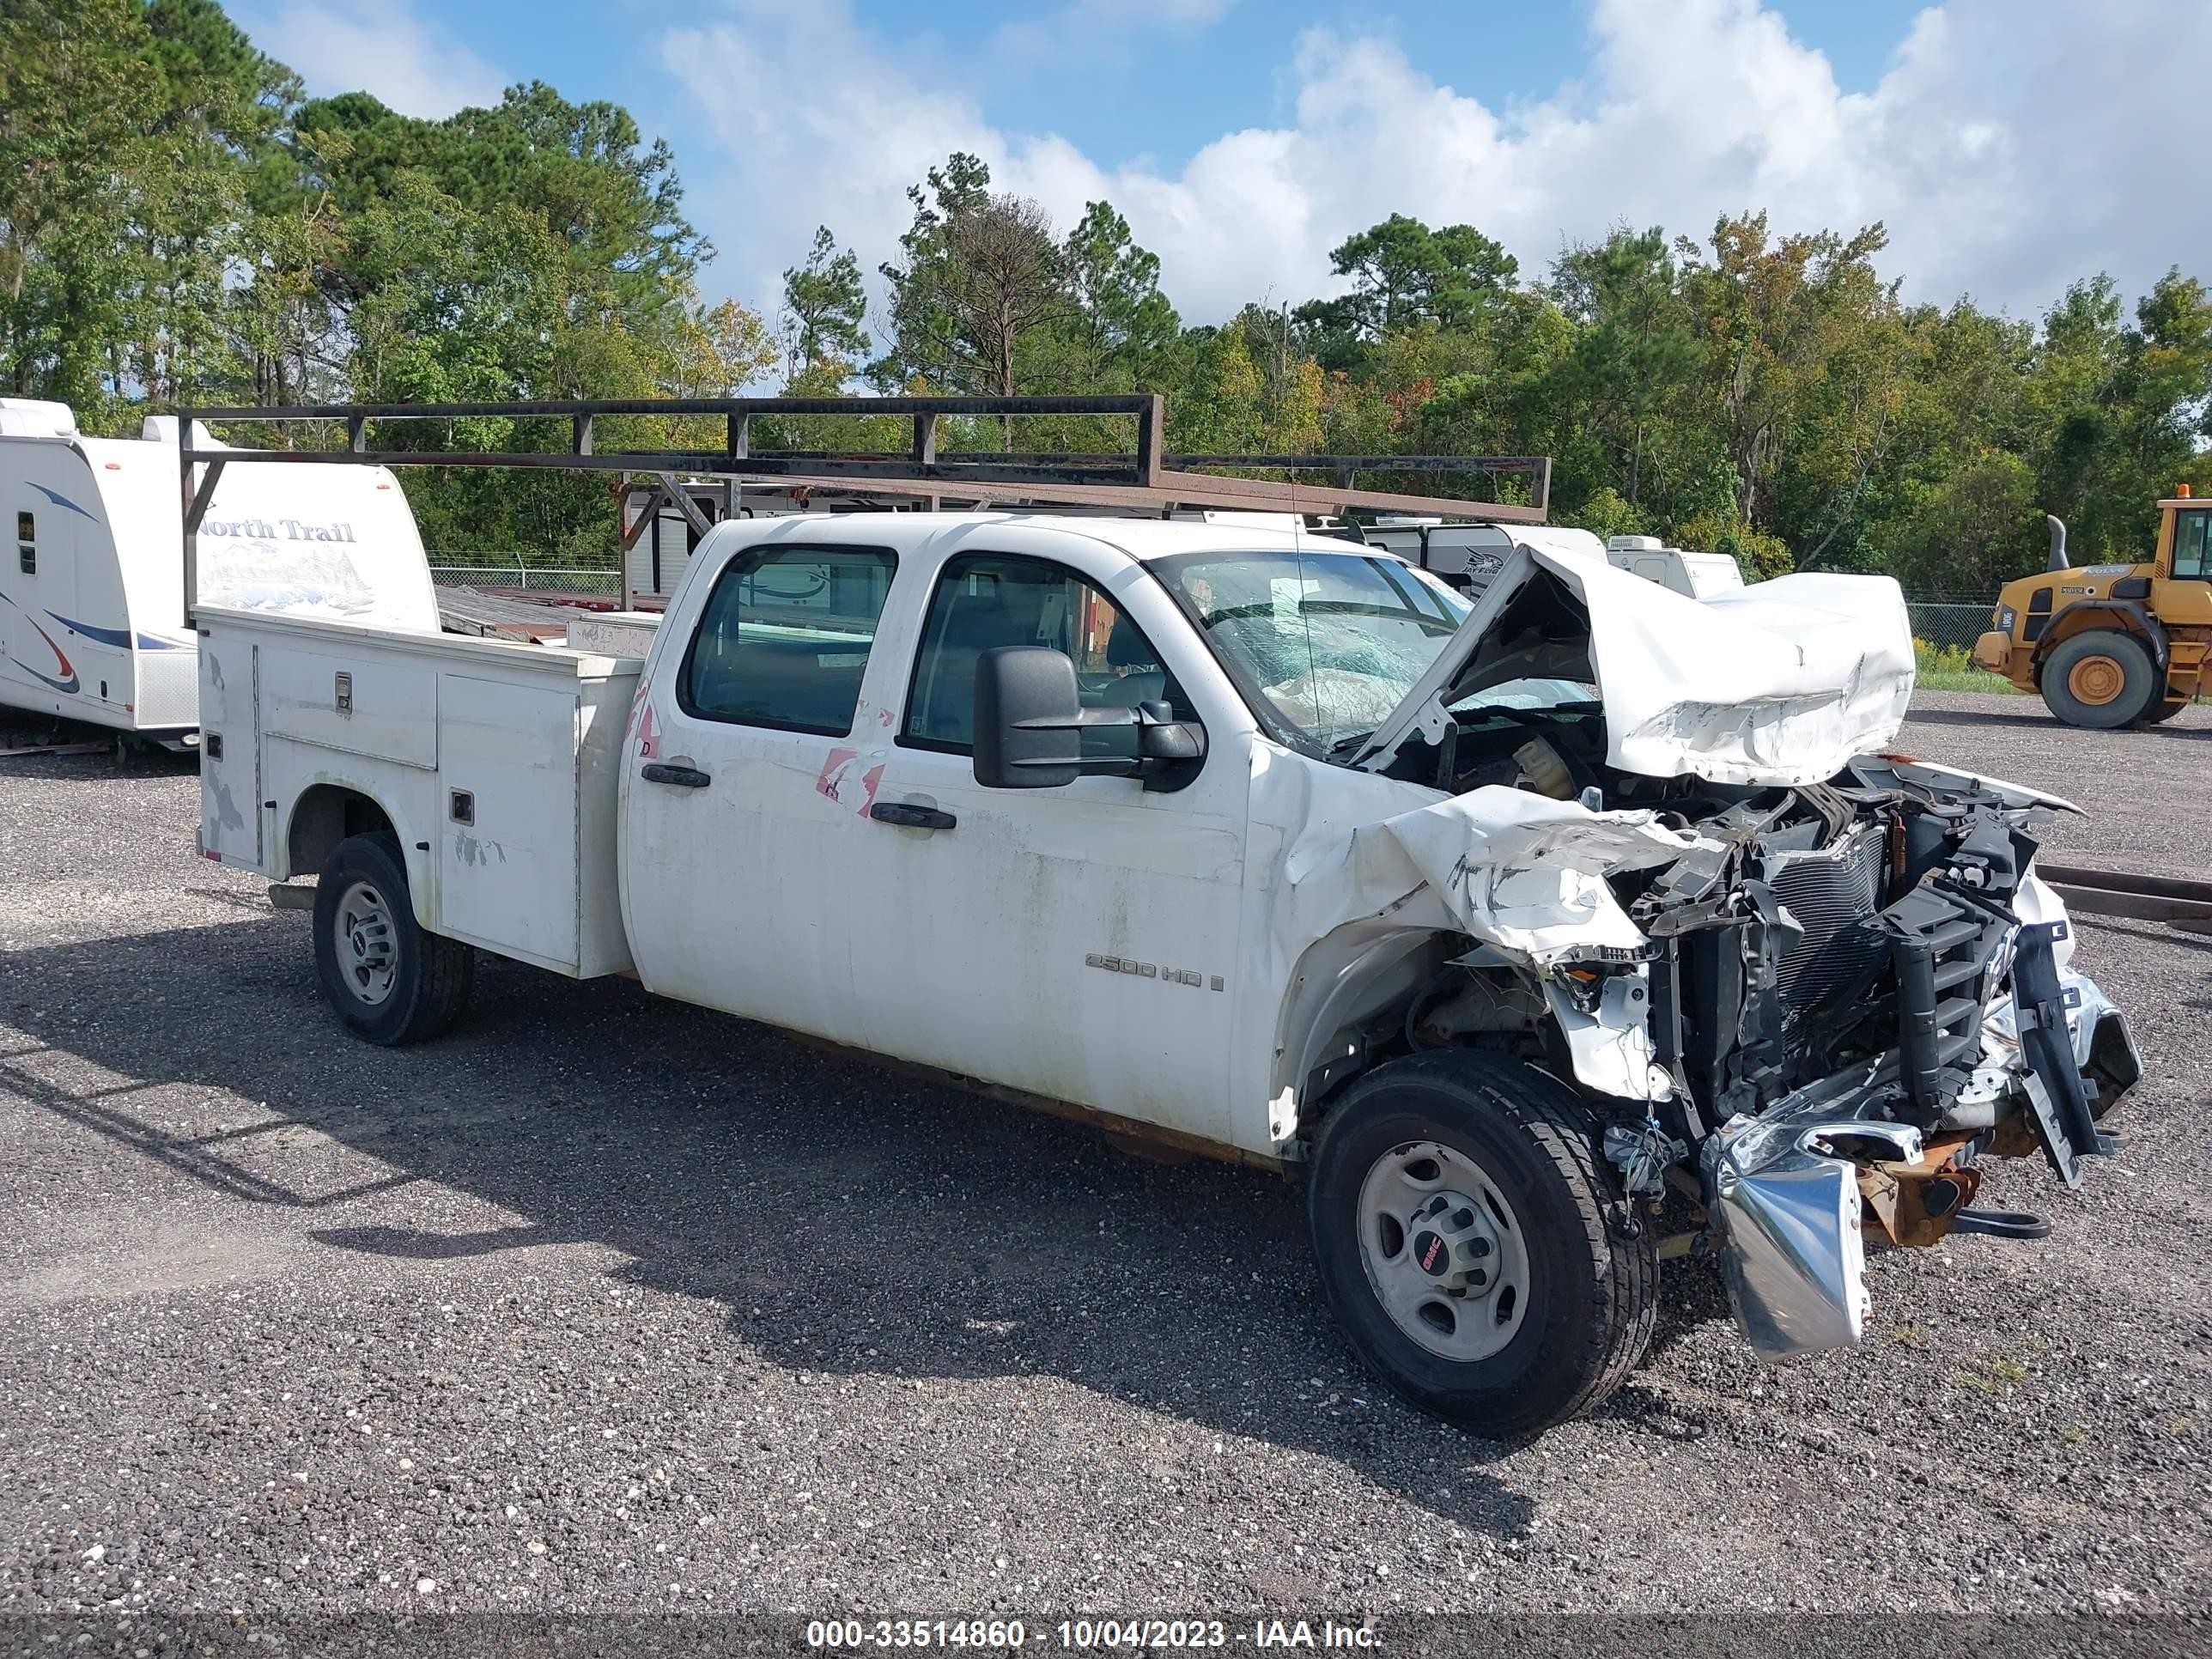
[[1365, 614, 2141, 1358], [1329, 552, 2142, 1366], [1401, 701, 2133, 1156]]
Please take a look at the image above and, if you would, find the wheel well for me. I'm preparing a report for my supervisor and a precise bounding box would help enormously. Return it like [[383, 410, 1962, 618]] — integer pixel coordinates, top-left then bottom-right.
[[1275, 925, 1458, 1145], [287, 786, 394, 878], [2036, 607, 2163, 674]]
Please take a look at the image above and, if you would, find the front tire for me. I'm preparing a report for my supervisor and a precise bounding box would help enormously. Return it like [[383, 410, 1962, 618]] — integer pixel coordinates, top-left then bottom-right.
[[313, 832, 474, 1044], [1307, 1053, 1656, 1438], [2040, 630, 2157, 728]]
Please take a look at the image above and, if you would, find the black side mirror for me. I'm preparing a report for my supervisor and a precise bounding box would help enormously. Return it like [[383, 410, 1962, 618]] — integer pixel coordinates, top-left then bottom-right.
[[973, 647, 1206, 792], [974, 646, 1084, 788]]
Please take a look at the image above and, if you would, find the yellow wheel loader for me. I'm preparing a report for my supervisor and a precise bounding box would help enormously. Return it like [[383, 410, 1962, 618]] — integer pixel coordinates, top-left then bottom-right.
[[1974, 489, 2212, 728]]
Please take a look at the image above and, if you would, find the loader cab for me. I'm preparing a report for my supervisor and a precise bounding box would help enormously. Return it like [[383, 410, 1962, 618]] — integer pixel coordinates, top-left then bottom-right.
[[2154, 494, 2212, 620]]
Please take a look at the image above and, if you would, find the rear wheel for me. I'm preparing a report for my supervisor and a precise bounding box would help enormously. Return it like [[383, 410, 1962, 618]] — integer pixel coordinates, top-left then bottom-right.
[[1306, 1053, 1656, 1439], [2040, 630, 2157, 729], [313, 832, 474, 1044], [2142, 696, 2191, 726]]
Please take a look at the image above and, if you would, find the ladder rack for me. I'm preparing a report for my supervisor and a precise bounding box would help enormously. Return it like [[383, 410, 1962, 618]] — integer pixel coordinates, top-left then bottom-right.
[[173, 395, 1552, 617]]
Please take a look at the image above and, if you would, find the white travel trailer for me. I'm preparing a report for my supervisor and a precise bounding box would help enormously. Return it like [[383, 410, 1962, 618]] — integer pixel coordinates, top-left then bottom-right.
[[0, 398, 439, 744]]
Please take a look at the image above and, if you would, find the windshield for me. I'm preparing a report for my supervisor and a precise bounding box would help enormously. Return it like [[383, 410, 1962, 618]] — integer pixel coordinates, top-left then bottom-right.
[[1451, 678, 1599, 716], [1150, 549, 1470, 753]]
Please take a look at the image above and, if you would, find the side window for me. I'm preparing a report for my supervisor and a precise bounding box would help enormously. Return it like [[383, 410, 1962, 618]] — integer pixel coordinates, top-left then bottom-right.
[[2172, 509, 2210, 580], [678, 544, 897, 735], [902, 552, 1191, 751], [16, 510, 32, 575]]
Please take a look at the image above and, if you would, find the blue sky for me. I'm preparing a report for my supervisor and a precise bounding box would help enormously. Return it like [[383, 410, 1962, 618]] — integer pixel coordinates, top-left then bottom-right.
[[232, 0, 2208, 333], [245, 1, 1932, 175]]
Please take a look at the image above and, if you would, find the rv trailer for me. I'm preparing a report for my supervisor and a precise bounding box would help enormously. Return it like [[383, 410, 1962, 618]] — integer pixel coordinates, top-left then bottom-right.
[[0, 399, 438, 745]]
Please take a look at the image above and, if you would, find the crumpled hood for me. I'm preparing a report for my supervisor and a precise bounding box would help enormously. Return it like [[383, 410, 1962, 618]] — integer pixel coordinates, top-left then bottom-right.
[[1376, 787, 1708, 963], [1360, 547, 1917, 788]]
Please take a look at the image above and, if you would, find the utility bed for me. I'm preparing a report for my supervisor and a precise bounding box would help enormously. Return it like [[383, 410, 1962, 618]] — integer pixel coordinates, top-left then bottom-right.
[[195, 606, 641, 978]]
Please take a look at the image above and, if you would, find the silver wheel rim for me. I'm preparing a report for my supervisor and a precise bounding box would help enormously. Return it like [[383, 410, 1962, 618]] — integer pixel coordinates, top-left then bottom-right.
[[1356, 1139, 1531, 1362], [331, 878, 398, 1007]]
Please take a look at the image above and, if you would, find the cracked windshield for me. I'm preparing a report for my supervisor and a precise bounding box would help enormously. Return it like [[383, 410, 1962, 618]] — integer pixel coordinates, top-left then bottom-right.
[[1155, 549, 1472, 753]]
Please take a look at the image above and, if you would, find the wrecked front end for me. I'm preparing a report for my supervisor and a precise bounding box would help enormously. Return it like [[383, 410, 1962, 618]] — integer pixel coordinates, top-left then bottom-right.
[[1384, 757, 2140, 1363], [1346, 554, 2141, 1365], [1680, 763, 2140, 1358]]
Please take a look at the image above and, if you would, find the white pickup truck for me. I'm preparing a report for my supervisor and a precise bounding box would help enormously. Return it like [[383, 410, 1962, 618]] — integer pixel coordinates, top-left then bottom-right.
[[196, 512, 2141, 1437]]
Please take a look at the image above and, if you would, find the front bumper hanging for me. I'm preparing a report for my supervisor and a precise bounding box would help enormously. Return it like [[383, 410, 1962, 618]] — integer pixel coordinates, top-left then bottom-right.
[[1705, 898, 2137, 1364]]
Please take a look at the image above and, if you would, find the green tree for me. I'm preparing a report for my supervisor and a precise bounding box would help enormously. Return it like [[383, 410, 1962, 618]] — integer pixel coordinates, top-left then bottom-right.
[[1060, 202, 1179, 387], [1293, 215, 1519, 368], [1, 0, 303, 416], [0, 0, 149, 407], [1547, 228, 1705, 512], [877, 153, 1071, 446], [780, 226, 867, 381]]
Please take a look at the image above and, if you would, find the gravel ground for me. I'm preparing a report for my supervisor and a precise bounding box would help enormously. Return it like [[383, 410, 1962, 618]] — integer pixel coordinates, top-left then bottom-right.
[[0, 691, 2208, 1626]]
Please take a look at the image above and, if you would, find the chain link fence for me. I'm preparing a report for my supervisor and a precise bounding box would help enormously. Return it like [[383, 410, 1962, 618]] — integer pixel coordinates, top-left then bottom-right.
[[1905, 599, 1997, 650], [428, 563, 622, 601]]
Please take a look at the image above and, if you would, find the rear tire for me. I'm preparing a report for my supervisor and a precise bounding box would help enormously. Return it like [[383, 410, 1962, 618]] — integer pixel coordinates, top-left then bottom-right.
[[313, 832, 474, 1044], [1306, 1052, 1656, 1439], [2040, 630, 2157, 728], [2142, 696, 2191, 726]]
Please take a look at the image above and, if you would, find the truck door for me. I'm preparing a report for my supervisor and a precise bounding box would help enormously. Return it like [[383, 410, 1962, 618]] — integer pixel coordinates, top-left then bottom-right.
[[848, 538, 1251, 1149], [617, 533, 903, 1042]]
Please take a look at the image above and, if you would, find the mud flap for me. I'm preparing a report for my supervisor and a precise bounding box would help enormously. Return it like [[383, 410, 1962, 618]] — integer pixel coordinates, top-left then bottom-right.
[[2009, 919, 2117, 1189]]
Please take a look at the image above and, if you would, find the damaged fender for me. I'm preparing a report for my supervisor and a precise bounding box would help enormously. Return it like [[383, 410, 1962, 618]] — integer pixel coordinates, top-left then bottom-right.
[[1376, 787, 1709, 1100]]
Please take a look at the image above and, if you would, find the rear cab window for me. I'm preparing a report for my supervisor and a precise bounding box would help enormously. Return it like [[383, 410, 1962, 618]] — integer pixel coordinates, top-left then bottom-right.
[[899, 551, 1196, 757], [679, 544, 898, 735]]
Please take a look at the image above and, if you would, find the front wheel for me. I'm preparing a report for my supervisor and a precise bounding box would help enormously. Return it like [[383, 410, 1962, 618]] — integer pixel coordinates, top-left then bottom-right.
[[2040, 630, 2158, 728], [313, 832, 475, 1044], [1307, 1053, 1656, 1438]]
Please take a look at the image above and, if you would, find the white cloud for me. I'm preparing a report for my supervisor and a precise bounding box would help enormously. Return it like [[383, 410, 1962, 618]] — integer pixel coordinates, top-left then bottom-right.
[[667, 0, 2212, 331], [992, 0, 1238, 69], [246, 0, 506, 119]]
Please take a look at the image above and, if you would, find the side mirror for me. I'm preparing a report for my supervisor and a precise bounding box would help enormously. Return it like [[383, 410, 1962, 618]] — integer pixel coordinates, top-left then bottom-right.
[[973, 647, 1206, 792], [974, 646, 1084, 789]]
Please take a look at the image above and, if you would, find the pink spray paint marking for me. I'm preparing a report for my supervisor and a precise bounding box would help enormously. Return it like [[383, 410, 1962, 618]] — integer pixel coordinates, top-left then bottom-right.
[[816, 747, 886, 816]]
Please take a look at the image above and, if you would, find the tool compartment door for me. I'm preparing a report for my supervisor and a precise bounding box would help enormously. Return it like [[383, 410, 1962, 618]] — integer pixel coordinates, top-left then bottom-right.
[[435, 673, 580, 971], [197, 629, 263, 868]]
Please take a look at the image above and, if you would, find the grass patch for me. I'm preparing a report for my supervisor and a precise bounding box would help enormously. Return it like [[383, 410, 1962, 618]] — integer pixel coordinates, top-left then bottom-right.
[[1956, 1354, 2036, 1395], [1915, 639, 2021, 695]]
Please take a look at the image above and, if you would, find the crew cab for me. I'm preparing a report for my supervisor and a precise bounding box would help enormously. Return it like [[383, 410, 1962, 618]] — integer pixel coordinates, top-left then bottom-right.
[[196, 513, 2142, 1437]]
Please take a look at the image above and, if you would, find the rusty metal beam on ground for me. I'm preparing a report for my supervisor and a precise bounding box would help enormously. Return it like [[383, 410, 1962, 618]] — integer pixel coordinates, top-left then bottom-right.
[[0, 741, 108, 758], [2036, 863, 2212, 932]]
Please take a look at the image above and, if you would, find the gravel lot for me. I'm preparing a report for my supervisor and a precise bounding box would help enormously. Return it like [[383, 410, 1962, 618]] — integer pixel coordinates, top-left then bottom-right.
[[1, 690, 2208, 1626]]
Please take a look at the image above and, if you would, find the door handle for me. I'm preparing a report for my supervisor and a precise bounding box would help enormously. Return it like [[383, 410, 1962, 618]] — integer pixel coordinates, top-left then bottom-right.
[[641, 762, 711, 788], [870, 800, 957, 831]]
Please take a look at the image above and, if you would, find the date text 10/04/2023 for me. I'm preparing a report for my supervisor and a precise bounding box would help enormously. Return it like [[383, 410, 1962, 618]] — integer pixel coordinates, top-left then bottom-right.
[[805, 1621, 1382, 1650]]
